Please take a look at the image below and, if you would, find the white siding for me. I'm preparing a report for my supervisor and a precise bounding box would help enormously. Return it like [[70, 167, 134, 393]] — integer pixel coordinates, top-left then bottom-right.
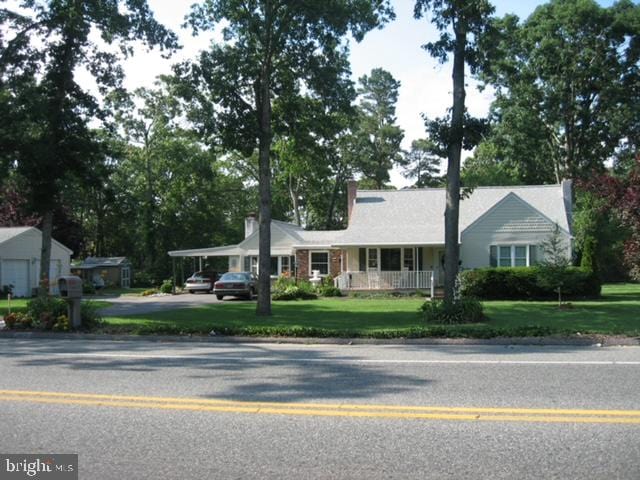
[[0, 229, 72, 296], [238, 225, 295, 254], [461, 195, 570, 269]]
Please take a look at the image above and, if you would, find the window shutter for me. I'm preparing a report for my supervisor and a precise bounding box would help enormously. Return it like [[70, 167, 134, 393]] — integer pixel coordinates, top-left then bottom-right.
[[489, 246, 497, 267], [529, 245, 537, 265], [359, 248, 366, 271]]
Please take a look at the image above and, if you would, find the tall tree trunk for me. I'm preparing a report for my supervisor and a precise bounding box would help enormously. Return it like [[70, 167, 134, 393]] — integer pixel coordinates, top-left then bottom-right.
[[39, 210, 54, 296], [256, 75, 273, 316], [443, 24, 466, 303]]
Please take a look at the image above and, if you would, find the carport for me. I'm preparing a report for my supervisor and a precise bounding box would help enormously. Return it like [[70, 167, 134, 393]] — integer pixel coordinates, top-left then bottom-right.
[[168, 245, 244, 294]]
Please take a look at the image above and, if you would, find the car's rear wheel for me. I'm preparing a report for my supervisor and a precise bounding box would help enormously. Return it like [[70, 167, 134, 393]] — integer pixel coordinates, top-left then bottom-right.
[[216, 295, 224, 301]]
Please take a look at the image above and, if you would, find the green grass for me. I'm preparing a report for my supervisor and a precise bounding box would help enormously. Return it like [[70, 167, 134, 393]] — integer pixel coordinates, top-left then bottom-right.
[[100, 283, 640, 338], [0, 298, 29, 315]]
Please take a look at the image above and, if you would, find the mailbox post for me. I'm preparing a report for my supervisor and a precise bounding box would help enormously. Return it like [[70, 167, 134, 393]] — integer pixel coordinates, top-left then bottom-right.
[[58, 276, 83, 328]]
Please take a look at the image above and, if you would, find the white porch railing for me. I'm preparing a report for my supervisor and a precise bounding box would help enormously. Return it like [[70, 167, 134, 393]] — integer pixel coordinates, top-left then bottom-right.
[[335, 271, 435, 297]]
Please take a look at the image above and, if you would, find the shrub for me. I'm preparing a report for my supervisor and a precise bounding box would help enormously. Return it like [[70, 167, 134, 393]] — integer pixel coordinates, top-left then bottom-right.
[[420, 298, 484, 324], [141, 288, 158, 296], [459, 267, 601, 300], [80, 301, 103, 330], [3, 312, 34, 329], [82, 281, 96, 295], [272, 285, 318, 301], [26, 296, 67, 321], [133, 271, 154, 288], [317, 275, 342, 297], [1, 284, 13, 299], [271, 276, 318, 301], [3, 312, 17, 329], [159, 280, 174, 294]]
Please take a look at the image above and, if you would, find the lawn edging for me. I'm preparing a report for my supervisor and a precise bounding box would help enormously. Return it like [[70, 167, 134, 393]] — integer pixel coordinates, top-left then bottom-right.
[[0, 330, 638, 346]]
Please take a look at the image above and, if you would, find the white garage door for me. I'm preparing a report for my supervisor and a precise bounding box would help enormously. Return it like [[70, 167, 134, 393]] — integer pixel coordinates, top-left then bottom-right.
[[1, 259, 30, 297]]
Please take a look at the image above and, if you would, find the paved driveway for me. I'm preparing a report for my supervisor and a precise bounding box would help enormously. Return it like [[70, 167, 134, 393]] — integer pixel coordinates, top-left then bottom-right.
[[97, 293, 234, 316]]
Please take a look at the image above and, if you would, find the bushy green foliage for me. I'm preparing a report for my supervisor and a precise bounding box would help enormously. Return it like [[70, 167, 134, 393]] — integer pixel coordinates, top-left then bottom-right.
[[460, 267, 601, 300], [133, 271, 155, 288], [272, 276, 318, 301], [159, 280, 173, 294], [9, 297, 102, 331], [26, 296, 67, 321], [420, 298, 484, 324], [80, 301, 103, 330], [317, 276, 342, 297], [82, 281, 96, 295]]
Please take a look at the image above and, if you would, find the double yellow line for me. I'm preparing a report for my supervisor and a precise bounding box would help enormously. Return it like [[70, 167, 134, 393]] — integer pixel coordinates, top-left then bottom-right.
[[1, 390, 639, 425]]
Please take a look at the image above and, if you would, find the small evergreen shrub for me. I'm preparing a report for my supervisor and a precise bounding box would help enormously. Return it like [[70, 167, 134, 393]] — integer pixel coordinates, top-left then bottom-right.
[[159, 280, 173, 294], [420, 298, 484, 324], [133, 271, 154, 288]]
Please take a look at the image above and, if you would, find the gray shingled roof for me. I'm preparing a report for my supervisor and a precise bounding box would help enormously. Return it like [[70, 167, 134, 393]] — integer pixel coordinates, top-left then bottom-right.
[[333, 185, 571, 246], [0, 227, 32, 247]]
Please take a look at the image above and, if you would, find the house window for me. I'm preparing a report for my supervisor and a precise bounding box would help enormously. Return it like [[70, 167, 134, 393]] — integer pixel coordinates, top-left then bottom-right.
[[381, 248, 401, 271], [359, 248, 366, 271], [403, 248, 414, 271], [270, 257, 279, 276], [491, 245, 534, 267], [367, 248, 378, 270], [244, 256, 258, 274], [281, 256, 290, 275], [310, 251, 329, 275], [499, 246, 512, 267]]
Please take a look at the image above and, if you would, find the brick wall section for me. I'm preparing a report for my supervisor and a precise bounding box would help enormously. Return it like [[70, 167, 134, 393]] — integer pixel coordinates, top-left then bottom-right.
[[330, 250, 342, 277], [295, 249, 343, 280], [296, 249, 309, 280]]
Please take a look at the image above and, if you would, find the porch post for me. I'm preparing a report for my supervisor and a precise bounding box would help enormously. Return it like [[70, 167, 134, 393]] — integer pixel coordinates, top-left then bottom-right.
[[430, 271, 435, 298], [199, 257, 203, 271]]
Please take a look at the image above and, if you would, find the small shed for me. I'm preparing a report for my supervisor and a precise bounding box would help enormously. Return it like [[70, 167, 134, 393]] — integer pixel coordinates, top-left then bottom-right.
[[71, 257, 132, 288], [0, 227, 73, 297]]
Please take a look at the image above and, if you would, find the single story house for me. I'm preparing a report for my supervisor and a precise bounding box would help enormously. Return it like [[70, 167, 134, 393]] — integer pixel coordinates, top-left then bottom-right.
[[71, 257, 132, 288], [169, 181, 573, 295], [0, 227, 73, 297]]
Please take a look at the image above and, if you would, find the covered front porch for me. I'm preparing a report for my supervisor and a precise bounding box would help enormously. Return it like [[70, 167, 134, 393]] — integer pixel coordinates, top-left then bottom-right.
[[335, 245, 445, 296]]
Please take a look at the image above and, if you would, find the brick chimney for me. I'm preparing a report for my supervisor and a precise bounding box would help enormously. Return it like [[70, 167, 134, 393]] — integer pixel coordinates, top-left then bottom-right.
[[244, 213, 258, 238], [347, 180, 357, 224]]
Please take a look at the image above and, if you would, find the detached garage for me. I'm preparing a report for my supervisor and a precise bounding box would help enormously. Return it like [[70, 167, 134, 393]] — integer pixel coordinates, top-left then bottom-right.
[[0, 227, 73, 297]]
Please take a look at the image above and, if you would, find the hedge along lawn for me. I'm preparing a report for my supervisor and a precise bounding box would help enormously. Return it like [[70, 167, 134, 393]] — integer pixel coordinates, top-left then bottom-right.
[[100, 283, 640, 338]]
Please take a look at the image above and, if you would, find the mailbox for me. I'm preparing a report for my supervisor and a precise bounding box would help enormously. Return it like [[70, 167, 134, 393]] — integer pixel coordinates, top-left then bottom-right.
[[58, 276, 83, 299]]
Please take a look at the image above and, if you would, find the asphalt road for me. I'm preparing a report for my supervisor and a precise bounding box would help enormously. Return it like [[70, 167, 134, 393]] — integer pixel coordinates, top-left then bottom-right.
[[1, 339, 639, 479]]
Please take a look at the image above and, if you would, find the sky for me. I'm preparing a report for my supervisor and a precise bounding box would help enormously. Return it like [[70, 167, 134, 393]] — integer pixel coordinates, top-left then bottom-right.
[[114, 0, 616, 187]]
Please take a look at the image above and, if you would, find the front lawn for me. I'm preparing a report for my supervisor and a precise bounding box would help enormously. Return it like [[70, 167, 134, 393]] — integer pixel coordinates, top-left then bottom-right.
[[0, 298, 29, 315], [100, 283, 640, 338]]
